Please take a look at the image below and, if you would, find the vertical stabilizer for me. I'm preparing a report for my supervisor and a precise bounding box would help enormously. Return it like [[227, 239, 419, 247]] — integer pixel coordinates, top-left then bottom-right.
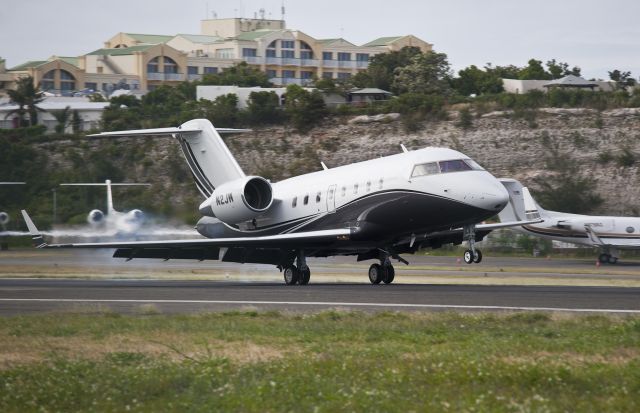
[[105, 179, 115, 214], [176, 119, 246, 197]]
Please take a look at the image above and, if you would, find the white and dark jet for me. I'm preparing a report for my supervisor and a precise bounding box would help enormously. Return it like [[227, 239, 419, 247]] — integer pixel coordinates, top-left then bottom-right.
[[500, 178, 640, 264], [60, 179, 149, 234], [22, 119, 538, 285]]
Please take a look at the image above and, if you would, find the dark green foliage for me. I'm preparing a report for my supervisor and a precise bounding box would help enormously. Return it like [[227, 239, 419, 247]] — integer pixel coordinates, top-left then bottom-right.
[[393, 51, 452, 96], [284, 84, 327, 132], [201, 62, 272, 87], [456, 107, 473, 130], [245, 91, 283, 125], [616, 147, 636, 167], [453, 65, 504, 96], [358, 46, 422, 92], [5, 76, 45, 127], [532, 142, 603, 214]]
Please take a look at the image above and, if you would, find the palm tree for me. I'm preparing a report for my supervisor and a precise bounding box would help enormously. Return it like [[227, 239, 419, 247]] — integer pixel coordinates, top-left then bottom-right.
[[51, 106, 71, 134], [5, 76, 45, 127]]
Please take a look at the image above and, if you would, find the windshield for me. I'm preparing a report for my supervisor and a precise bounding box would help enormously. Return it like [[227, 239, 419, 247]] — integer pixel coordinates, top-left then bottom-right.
[[411, 159, 484, 178]]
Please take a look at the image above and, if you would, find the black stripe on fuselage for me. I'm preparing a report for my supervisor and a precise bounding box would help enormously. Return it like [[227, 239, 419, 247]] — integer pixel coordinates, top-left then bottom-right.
[[523, 225, 589, 239]]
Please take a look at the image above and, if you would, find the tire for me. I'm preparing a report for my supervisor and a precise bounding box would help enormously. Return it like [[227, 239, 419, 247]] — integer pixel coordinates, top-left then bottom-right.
[[283, 265, 299, 285], [299, 267, 311, 285], [473, 249, 483, 263], [608, 256, 618, 264], [463, 250, 474, 264], [368, 263, 383, 284], [598, 253, 610, 264], [383, 265, 395, 284]]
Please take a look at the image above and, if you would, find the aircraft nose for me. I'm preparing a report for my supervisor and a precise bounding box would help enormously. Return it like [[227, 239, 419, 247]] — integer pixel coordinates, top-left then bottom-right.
[[471, 175, 509, 212]]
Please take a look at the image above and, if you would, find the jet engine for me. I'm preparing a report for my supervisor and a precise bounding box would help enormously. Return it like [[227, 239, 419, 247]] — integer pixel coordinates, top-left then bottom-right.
[[87, 209, 104, 224], [0, 212, 9, 226], [126, 209, 145, 223], [200, 176, 273, 224]]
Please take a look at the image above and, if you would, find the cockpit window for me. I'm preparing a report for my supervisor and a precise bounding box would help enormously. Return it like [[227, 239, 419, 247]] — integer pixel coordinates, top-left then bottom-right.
[[439, 159, 472, 173], [411, 162, 439, 177], [463, 159, 485, 171]]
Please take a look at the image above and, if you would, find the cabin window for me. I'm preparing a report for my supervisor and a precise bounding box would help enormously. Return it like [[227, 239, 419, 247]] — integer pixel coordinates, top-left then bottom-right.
[[411, 162, 439, 177], [439, 159, 472, 173], [303, 195, 309, 205], [292, 197, 297, 207], [353, 184, 359, 194], [626, 226, 635, 233], [341, 186, 346, 197], [378, 178, 384, 189], [366, 181, 371, 192], [316, 192, 321, 203]]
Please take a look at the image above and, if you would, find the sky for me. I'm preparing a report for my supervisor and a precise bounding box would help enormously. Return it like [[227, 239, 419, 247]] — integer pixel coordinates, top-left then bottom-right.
[[2, 0, 640, 80]]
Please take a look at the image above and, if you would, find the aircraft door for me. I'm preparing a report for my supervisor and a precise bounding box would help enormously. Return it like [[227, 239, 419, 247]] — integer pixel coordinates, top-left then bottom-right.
[[327, 184, 337, 213]]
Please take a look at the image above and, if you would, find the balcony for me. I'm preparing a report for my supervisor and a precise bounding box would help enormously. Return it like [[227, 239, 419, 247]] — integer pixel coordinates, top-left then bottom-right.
[[300, 59, 319, 67], [244, 56, 264, 64], [322, 60, 339, 68], [337, 60, 357, 69], [269, 77, 314, 87], [356, 61, 370, 69], [147, 73, 185, 81], [188, 74, 202, 81]]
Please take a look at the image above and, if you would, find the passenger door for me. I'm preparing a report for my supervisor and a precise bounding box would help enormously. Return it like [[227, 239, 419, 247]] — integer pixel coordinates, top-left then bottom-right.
[[327, 184, 337, 213]]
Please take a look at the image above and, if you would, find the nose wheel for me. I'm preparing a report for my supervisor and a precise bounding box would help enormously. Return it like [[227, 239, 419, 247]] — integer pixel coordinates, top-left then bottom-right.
[[462, 224, 483, 264], [463, 249, 482, 264]]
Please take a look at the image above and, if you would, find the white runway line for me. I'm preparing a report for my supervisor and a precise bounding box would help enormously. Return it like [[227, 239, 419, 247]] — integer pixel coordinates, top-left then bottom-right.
[[0, 298, 639, 313]]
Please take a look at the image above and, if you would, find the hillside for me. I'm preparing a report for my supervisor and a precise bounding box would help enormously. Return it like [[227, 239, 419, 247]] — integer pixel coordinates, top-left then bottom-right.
[[2, 108, 640, 229]]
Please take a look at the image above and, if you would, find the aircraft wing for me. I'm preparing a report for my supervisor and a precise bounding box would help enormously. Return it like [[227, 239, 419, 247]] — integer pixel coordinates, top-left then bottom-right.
[[22, 210, 351, 262], [88, 127, 251, 137], [421, 218, 543, 241]]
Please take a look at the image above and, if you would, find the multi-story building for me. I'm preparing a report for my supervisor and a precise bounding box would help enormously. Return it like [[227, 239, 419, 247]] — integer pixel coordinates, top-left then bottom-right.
[[0, 17, 432, 96]]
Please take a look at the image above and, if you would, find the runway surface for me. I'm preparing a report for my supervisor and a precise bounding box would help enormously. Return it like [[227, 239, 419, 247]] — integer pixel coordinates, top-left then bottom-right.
[[0, 279, 639, 315], [1, 249, 640, 315]]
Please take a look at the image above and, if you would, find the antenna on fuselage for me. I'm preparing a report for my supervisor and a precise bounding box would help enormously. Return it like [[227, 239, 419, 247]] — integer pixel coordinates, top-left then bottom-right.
[[400, 144, 409, 153], [320, 162, 329, 170]]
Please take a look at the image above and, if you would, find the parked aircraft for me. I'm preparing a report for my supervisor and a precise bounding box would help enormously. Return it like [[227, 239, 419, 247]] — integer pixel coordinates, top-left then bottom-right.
[[500, 178, 640, 264], [0, 182, 26, 230], [22, 119, 539, 285]]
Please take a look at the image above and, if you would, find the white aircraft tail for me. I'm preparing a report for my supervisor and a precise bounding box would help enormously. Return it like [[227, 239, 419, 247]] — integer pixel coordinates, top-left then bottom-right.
[[61, 180, 150, 214], [498, 179, 547, 222], [90, 119, 251, 198]]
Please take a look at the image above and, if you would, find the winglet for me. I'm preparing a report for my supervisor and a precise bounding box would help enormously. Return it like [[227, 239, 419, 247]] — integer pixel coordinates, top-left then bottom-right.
[[20, 210, 47, 248], [522, 187, 540, 220]]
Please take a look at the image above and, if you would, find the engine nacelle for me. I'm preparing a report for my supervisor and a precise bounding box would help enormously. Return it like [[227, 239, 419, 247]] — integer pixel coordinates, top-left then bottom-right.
[[87, 209, 104, 224], [200, 176, 273, 224], [126, 209, 145, 223], [0, 211, 9, 225]]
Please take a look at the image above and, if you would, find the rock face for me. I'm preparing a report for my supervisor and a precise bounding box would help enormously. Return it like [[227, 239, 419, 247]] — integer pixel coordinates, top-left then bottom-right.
[[33, 109, 640, 216]]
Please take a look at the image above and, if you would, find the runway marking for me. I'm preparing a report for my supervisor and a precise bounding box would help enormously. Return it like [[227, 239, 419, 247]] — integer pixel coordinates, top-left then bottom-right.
[[0, 298, 639, 314]]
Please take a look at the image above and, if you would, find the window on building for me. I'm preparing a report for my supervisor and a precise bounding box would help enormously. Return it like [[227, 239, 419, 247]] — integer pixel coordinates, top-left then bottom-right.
[[215, 49, 234, 58], [322, 72, 333, 79], [266, 49, 277, 58], [282, 70, 295, 78], [282, 50, 295, 59], [41, 70, 55, 91], [300, 41, 312, 50], [242, 48, 257, 57], [300, 50, 313, 60], [337, 72, 351, 80], [337, 52, 351, 61], [147, 57, 159, 73], [187, 66, 199, 75], [163, 57, 178, 74], [203, 67, 218, 74], [322, 52, 333, 60], [301, 71, 313, 79], [84, 82, 97, 91], [356, 53, 370, 62], [267, 69, 277, 78], [59, 70, 75, 91], [281, 40, 295, 49]]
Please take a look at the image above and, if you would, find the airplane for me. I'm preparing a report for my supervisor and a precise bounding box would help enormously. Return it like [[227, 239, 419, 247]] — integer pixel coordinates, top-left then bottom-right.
[[0, 182, 26, 230], [60, 180, 150, 235], [499, 178, 640, 264], [21, 118, 540, 285]]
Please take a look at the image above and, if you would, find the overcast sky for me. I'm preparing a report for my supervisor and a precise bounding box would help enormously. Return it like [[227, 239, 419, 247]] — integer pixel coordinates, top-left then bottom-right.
[[2, 0, 639, 80]]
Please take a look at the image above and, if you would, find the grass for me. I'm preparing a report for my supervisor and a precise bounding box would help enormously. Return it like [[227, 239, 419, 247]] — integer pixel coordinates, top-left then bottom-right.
[[0, 310, 639, 412]]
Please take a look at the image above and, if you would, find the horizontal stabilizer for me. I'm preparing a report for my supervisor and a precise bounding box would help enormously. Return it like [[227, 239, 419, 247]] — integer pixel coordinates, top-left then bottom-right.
[[0, 182, 26, 185], [60, 183, 150, 187], [89, 127, 251, 137], [20, 210, 46, 248]]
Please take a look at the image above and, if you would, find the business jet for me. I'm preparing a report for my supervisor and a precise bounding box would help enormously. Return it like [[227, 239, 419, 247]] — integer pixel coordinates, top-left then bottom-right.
[[500, 178, 640, 264], [22, 119, 539, 285], [0, 182, 26, 230], [60, 180, 149, 234]]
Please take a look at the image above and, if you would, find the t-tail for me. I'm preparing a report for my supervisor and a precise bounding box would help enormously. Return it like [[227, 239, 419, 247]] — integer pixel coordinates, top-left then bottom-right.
[[498, 179, 547, 223], [90, 119, 251, 198]]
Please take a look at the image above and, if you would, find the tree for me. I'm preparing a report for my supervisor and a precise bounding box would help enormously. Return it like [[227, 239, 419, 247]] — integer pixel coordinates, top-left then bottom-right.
[[453, 65, 504, 96], [6, 76, 45, 127], [246, 91, 283, 125], [201, 62, 273, 87], [608, 69, 636, 89], [284, 84, 327, 132], [546, 59, 581, 79], [50, 106, 71, 134], [393, 51, 452, 96], [362, 46, 422, 92], [518, 59, 551, 80]]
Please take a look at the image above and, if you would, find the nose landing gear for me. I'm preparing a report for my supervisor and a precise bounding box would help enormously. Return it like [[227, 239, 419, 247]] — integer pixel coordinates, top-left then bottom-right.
[[463, 224, 483, 264]]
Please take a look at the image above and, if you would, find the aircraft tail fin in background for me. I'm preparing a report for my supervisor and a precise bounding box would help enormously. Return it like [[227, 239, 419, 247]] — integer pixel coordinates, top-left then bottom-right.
[[498, 179, 548, 223], [60, 180, 150, 214], [89, 119, 251, 198]]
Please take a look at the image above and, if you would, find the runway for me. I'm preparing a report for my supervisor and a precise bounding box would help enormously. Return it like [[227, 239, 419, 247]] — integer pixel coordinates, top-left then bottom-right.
[[0, 279, 639, 315]]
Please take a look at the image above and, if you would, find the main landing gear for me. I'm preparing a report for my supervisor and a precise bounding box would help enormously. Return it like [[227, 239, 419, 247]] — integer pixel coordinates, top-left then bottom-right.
[[462, 224, 483, 264], [283, 250, 311, 285], [368, 251, 399, 285], [598, 250, 619, 264]]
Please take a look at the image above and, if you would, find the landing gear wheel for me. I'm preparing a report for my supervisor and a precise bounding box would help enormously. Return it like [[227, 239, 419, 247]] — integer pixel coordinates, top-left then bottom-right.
[[598, 253, 610, 264], [382, 265, 395, 284], [299, 267, 311, 285], [608, 256, 618, 264], [473, 249, 483, 263], [283, 265, 299, 285], [463, 250, 474, 264], [368, 263, 383, 284]]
